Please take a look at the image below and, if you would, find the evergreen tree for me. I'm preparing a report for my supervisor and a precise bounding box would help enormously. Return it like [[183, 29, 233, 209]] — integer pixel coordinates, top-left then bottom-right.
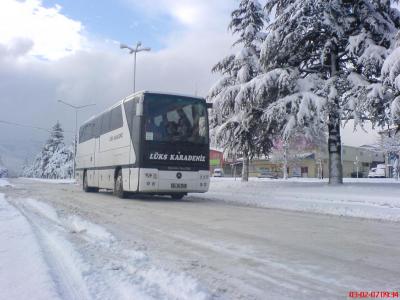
[[44, 121, 64, 153], [208, 0, 273, 181], [256, 0, 400, 184], [23, 121, 73, 179]]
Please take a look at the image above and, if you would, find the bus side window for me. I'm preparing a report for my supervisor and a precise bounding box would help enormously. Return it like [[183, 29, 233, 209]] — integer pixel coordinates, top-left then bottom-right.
[[100, 112, 111, 135], [88, 123, 93, 141], [79, 123, 93, 143]]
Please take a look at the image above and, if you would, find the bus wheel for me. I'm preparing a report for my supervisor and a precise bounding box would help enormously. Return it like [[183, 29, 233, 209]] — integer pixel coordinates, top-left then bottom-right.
[[114, 170, 127, 199], [171, 193, 185, 200]]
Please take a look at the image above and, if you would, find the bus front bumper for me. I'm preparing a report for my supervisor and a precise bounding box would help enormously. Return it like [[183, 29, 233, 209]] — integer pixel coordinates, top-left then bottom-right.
[[138, 169, 210, 193]]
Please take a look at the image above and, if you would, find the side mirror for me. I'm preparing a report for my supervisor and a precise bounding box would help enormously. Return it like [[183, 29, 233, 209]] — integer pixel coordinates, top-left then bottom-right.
[[206, 103, 213, 109]]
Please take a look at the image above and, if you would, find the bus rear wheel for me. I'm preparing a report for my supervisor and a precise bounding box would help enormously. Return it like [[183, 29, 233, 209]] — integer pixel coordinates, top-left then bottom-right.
[[171, 193, 185, 200], [114, 170, 127, 199]]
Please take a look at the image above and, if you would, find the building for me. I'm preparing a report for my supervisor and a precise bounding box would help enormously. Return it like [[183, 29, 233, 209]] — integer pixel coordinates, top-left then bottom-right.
[[217, 145, 384, 178], [340, 145, 384, 177], [210, 148, 224, 173], [377, 127, 400, 178]]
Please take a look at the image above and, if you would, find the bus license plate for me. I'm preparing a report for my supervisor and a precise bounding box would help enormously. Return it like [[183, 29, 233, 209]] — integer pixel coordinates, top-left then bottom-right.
[[171, 183, 187, 189]]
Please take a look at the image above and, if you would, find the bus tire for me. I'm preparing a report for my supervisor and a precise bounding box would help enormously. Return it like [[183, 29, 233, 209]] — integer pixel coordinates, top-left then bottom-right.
[[114, 170, 127, 199], [171, 193, 185, 200]]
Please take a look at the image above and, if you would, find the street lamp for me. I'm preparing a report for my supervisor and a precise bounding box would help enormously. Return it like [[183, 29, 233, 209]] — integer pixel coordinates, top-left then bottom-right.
[[58, 100, 95, 178], [120, 41, 151, 93]]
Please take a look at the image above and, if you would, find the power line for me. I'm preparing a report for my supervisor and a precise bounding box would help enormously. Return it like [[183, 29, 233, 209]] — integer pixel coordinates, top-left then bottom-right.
[[0, 119, 73, 133]]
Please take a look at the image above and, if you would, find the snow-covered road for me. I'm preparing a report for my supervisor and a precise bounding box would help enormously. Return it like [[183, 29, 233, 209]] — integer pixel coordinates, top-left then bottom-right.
[[1, 178, 400, 299]]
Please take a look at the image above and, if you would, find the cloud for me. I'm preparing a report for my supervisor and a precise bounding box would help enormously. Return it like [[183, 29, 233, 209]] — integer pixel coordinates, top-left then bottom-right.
[[0, 1, 235, 163], [0, 38, 34, 59], [172, 4, 201, 26], [0, 0, 86, 60], [123, 0, 234, 30]]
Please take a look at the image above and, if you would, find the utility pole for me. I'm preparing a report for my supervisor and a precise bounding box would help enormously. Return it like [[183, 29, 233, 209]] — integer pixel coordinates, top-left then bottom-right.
[[57, 100, 95, 179]]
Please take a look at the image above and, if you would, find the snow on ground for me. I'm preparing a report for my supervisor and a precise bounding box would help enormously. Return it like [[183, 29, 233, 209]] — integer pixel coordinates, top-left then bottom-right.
[[19, 177, 76, 184], [203, 177, 400, 222], [0, 193, 61, 300], [0, 178, 13, 187], [0, 193, 210, 300]]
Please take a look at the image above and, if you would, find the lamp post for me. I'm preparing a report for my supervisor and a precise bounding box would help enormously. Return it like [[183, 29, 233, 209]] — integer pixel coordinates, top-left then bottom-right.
[[58, 100, 95, 178], [120, 41, 151, 93]]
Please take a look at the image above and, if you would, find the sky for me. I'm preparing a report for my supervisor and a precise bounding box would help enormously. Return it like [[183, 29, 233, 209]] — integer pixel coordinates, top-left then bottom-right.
[[0, 0, 235, 145], [0, 0, 381, 171]]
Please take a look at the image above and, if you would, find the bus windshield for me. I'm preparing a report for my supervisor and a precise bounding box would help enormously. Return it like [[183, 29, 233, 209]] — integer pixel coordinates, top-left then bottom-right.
[[144, 94, 209, 145]]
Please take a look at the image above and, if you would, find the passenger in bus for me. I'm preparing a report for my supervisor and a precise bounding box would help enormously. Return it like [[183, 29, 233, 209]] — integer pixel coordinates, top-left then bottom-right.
[[166, 121, 179, 140], [158, 114, 171, 141], [189, 114, 206, 143], [177, 108, 191, 139]]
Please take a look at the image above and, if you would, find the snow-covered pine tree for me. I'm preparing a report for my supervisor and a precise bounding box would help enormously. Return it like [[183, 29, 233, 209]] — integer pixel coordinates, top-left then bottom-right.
[[23, 121, 73, 179], [378, 131, 400, 154], [378, 12, 400, 133], [46, 121, 64, 151], [208, 0, 273, 181], [257, 0, 400, 184], [44, 144, 73, 179], [22, 153, 42, 178], [40, 121, 64, 177]]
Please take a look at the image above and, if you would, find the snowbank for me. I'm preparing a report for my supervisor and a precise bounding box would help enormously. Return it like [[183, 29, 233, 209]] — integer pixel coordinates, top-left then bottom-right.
[[204, 178, 400, 222], [0, 193, 61, 300], [0, 178, 13, 187]]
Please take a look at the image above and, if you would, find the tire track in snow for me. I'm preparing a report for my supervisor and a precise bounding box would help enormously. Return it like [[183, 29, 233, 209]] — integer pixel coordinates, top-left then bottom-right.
[[11, 200, 94, 300], [9, 197, 210, 300]]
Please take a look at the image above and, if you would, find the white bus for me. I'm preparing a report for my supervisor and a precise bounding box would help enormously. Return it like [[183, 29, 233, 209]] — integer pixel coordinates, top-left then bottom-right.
[[76, 91, 210, 199]]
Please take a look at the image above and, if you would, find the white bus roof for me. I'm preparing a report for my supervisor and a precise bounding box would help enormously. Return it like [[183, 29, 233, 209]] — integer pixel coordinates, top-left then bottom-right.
[[80, 91, 205, 127], [124, 90, 205, 101]]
